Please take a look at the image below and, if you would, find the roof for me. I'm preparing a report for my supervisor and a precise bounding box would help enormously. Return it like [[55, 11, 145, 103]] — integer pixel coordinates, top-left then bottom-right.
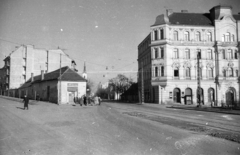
[[21, 66, 86, 88], [233, 14, 240, 20], [168, 13, 213, 26]]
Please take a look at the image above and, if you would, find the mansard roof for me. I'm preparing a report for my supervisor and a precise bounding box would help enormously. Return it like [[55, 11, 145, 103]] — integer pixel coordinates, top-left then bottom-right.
[[168, 13, 213, 26]]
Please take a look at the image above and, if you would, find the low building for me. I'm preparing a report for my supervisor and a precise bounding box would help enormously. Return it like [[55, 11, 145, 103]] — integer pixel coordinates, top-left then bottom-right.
[[18, 66, 86, 104]]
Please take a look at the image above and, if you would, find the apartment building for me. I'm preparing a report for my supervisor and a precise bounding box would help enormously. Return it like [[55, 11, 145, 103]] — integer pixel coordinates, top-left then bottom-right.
[[138, 5, 240, 107], [0, 45, 76, 96]]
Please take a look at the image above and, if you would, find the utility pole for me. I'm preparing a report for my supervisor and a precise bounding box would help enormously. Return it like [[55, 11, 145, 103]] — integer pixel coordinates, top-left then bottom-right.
[[141, 62, 144, 104], [58, 53, 62, 105], [214, 45, 219, 107], [197, 51, 201, 107]]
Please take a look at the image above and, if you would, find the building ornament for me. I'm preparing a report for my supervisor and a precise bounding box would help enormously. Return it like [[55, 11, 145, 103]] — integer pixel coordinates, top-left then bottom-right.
[[228, 62, 234, 67], [206, 62, 214, 68], [194, 62, 203, 68], [172, 62, 181, 68], [183, 61, 192, 68]]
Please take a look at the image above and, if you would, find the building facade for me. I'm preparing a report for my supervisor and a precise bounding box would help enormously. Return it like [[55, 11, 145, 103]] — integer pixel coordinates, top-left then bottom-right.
[[0, 45, 76, 95], [138, 5, 240, 107], [18, 66, 86, 104]]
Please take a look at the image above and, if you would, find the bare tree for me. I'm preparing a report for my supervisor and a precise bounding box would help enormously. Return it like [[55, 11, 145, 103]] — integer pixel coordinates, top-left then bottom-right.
[[108, 74, 132, 100]]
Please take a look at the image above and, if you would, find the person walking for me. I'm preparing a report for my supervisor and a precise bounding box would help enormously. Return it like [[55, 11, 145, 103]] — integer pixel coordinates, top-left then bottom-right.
[[23, 95, 29, 110]]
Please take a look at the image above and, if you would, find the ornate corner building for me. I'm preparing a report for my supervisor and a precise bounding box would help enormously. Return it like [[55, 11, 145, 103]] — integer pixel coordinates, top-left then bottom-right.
[[138, 5, 240, 107]]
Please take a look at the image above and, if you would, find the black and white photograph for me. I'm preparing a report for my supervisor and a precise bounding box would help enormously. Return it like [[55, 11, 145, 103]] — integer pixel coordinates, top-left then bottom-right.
[[0, 0, 240, 154]]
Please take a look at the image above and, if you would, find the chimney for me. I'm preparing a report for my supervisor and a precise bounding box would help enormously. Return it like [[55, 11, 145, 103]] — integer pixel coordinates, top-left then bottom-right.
[[181, 10, 188, 13], [31, 73, 34, 82], [166, 9, 173, 16], [41, 70, 44, 80]]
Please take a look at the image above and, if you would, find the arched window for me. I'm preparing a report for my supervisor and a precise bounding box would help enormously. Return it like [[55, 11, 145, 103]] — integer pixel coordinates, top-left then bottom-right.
[[174, 48, 179, 59], [207, 32, 212, 41], [223, 70, 226, 77], [195, 31, 201, 41], [185, 67, 191, 78], [185, 49, 190, 59], [228, 68, 233, 77], [173, 31, 178, 41], [225, 32, 230, 42], [207, 68, 213, 78], [184, 31, 190, 41]]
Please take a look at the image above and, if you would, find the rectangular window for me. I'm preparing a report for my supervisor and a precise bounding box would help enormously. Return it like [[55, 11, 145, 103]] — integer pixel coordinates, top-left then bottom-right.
[[197, 50, 201, 59], [160, 48, 164, 58], [207, 50, 212, 59], [160, 29, 164, 39], [155, 67, 158, 77], [235, 51, 238, 59], [174, 49, 179, 59], [222, 50, 226, 59], [161, 66, 164, 76], [228, 50, 233, 59], [185, 49, 190, 59], [174, 69, 179, 77], [154, 30, 158, 40], [155, 48, 158, 58]]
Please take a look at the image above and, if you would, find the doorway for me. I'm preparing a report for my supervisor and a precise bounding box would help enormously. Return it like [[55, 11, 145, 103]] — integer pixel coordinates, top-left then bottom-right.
[[185, 88, 192, 105], [173, 88, 181, 103]]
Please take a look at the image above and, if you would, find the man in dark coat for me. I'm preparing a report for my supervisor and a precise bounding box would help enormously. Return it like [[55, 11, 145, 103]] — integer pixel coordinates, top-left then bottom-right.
[[23, 95, 29, 110]]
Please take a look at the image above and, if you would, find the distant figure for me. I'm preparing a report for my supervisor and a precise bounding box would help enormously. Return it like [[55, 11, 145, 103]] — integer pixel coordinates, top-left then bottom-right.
[[83, 95, 87, 106], [98, 96, 102, 105], [22, 95, 29, 110]]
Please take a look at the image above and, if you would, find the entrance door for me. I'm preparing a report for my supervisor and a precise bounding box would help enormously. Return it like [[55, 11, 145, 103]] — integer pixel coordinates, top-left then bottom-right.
[[173, 88, 181, 103], [185, 88, 192, 105], [68, 92, 75, 103], [208, 88, 215, 105], [226, 88, 235, 107]]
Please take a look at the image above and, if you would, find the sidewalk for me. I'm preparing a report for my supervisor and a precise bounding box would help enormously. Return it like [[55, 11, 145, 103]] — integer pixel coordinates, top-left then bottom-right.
[[143, 103, 240, 115]]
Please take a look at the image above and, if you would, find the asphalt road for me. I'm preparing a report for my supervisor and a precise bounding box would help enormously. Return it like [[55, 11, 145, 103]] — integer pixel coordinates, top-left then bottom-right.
[[0, 97, 240, 155]]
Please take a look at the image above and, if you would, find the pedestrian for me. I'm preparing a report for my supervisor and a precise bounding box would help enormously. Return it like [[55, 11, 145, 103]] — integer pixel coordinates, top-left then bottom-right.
[[83, 95, 87, 106], [94, 96, 99, 105], [98, 96, 102, 105], [22, 95, 29, 110]]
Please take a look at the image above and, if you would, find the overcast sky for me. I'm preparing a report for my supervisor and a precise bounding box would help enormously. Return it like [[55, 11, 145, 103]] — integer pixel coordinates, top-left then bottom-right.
[[0, 0, 240, 86]]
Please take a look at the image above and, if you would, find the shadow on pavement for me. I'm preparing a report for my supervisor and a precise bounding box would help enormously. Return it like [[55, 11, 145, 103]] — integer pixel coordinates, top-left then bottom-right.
[[16, 107, 25, 110]]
